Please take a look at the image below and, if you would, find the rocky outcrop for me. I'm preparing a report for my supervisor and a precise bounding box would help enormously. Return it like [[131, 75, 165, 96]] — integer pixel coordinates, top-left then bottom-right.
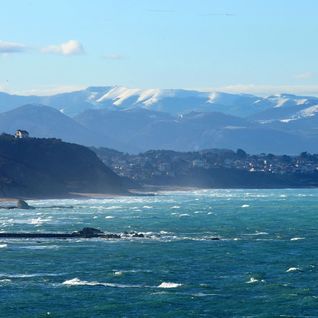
[[0, 135, 127, 197], [17, 199, 34, 209], [0, 228, 145, 239]]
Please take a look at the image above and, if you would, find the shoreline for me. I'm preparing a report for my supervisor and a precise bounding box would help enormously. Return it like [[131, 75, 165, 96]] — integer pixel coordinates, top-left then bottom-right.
[[0, 186, 318, 203], [0, 190, 156, 203]]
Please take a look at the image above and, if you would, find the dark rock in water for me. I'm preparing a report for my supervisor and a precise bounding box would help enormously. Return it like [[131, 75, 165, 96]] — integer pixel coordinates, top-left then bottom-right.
[[76, 227, 104, 237], [122, 231, 145, 238], [17, 199, 34, 209], [104, 233, 121, 239], [0, 227, 148, 240], [127, 231, 145, 238], [0, 199, 35, 210], [132, 232, 144, 238], [209, 237, 221, 241]]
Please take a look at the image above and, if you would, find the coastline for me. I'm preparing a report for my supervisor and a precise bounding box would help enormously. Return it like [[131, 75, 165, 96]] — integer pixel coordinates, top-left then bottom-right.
[[0, 190, 156, 203], [1, 185, 318, 203]]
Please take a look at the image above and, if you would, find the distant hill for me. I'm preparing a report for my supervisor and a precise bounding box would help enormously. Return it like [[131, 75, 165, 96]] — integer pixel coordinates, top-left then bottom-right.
[[0, 87, 112, 117], [0, 88, 318, 154], [0, 135, 126, 197], [75, 108, 310, 154], [0, 104, 132, 151]]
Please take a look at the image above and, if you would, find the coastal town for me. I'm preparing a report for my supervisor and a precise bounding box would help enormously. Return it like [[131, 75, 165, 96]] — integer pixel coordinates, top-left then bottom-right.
[[93, 147, 318, 184]]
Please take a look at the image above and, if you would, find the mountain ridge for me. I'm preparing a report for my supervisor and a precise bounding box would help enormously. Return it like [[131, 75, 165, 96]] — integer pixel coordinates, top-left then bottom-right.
[[2, 87, 318, 118], [0, 88, 318, 154]]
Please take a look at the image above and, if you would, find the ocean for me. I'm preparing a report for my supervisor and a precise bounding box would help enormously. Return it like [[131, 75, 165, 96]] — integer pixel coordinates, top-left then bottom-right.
[[0, 189, 317, 317]]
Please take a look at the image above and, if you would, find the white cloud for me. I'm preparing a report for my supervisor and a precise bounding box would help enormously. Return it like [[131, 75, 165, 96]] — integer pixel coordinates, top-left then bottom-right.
[[17, 85, 87, 96], [294, 72, 315, 80], [0, 40, 27, 53], [42, 40, 84, 56], [103, 53, 124, 60]]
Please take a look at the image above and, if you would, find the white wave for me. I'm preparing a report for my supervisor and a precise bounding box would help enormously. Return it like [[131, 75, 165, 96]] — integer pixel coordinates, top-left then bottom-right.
[[105, 216, 114, 219], [158, 282, 183, 288], [246, 277, 265, 284], [102, 206, 123, 210], [241, 204, 250, 208], [179, 214, 190, 217], [0, 244, 7, 248], [170, 206, 181, 209], [143, 206, 153, 209], [244, 231, 268, 236], [286, 267, 301, 273], [17, 245, 59, 250], [62, 278, 142, 288], [290, 237, 304, 241], [30, 218, 45, 226], [2, 217, 52, 226], [113, 269, 152, 274], [192, 292, 218, 297], [0, 279, 11, 284], [0, 272, 64, 278], [114, 271, 123, 276]]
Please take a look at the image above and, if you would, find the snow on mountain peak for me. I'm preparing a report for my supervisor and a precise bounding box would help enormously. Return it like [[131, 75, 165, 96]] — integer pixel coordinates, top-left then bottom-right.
[[136, 89, 163, 106], [279, 104, 318, 123], [97, 86, 140, 106], [273, 97, 290, 108], [295, 98, 308, 106], [299, 104, 318, 117]]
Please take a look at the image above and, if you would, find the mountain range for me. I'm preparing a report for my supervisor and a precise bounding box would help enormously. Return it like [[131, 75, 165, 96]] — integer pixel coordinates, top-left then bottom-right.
[[0, 87, 318, 154]]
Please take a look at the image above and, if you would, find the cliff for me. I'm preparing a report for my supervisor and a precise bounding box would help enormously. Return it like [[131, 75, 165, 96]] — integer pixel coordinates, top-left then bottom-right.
[[0, 134, 126, 197]]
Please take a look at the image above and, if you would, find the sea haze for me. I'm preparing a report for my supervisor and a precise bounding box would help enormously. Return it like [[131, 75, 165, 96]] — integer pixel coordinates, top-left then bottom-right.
[[0, 189, 317, 317]]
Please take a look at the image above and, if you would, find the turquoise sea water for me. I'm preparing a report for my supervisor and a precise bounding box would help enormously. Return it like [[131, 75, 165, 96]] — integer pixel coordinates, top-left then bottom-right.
[[0, 189, 318, 317]]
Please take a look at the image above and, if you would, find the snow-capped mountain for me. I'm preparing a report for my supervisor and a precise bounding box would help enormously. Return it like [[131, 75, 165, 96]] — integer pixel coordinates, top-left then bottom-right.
[[0, 87, 318, 154], [250, 94, 318, 122], [1, 86, 318, 120], [0, 87, 276, 117], [94, 87, 271, 116]]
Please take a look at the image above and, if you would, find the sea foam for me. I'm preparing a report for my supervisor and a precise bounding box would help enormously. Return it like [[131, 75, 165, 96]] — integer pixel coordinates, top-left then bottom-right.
[[62, 278, 142, 288], [286, 267, 301, 272], [246, 277, 265, 284], [158, 282, 183, 288]]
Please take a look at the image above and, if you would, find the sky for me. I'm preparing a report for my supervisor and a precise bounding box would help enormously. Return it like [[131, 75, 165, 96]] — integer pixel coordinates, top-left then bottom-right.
[[1, 0, 318, 96]]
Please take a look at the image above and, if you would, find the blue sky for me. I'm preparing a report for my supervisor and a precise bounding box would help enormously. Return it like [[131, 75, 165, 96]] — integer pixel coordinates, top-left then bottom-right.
[[1, 0, 318, 95]]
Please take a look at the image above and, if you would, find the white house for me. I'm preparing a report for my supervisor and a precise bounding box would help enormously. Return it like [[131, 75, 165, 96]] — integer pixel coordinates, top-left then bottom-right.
[[15, 130, 29, 139]]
